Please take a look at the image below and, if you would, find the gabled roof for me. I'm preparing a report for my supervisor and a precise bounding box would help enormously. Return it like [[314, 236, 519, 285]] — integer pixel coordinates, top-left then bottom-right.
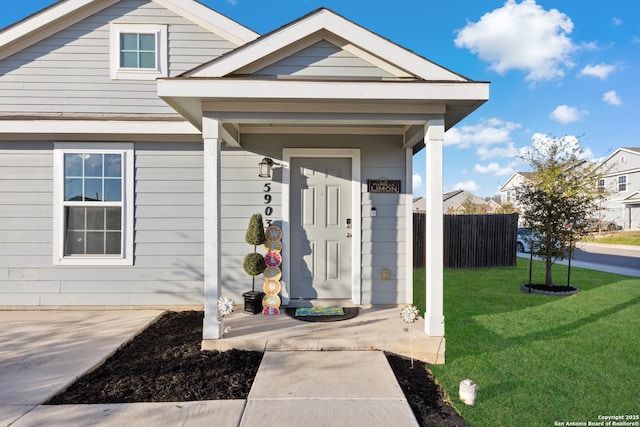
[[621, 190, 640, 202], [0, 0, 258, 61], [184, 8, 470, 82], [596, 147, 640, 169], [499, 172, 534, 191]]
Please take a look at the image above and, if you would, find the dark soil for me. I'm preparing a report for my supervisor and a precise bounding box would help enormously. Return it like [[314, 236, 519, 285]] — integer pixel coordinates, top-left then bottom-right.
[[521, 283, 580, 295], [46, 311, 466, 427]]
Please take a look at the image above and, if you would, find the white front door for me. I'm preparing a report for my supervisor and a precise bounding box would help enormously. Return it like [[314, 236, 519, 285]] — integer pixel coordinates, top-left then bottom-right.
[[290, 157, 352, 299]]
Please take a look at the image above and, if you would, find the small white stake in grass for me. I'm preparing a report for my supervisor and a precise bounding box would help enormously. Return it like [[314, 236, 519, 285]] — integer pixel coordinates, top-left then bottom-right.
[[459, 379, 478, 406]]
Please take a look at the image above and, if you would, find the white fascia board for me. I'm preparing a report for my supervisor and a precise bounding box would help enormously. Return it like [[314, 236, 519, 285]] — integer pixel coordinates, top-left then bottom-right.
[[0, 0, 119, 61], [0, 119, 201, 135], [158, 79, 489, 102], [153, 0, 258, 45]]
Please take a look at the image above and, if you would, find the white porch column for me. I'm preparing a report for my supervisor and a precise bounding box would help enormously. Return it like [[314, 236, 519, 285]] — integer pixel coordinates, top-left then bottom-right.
[[202, 115, 222, 339], [424, 117, 445, 336]]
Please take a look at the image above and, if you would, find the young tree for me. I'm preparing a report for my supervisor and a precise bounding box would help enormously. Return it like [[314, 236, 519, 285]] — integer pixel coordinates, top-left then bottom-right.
[[517, 135, 605, 286]]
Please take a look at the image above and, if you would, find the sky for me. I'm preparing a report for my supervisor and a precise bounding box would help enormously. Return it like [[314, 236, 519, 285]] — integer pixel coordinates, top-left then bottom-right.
[[1, 1, 639, 198]]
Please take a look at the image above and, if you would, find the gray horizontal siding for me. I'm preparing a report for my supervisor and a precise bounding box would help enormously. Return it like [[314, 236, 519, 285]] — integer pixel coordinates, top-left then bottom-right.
[[252, 40, 395, 78], [0, 0, 238, 115], [0, 140, 206, 306]]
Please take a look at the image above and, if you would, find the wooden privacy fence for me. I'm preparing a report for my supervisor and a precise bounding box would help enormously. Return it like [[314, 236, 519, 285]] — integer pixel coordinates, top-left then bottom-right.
[[413, 213, 519, 268]]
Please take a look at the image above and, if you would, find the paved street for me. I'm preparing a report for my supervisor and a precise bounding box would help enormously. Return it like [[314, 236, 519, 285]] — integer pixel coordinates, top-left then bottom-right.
[[518, 242, 640, 277]]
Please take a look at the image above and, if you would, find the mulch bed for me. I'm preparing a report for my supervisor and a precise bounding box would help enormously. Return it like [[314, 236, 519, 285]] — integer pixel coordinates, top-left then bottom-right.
[[46, 310, 466, 426]]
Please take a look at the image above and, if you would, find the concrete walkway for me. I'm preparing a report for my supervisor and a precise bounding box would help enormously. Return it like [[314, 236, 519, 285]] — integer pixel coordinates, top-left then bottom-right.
[[0, 310, 419, 427]]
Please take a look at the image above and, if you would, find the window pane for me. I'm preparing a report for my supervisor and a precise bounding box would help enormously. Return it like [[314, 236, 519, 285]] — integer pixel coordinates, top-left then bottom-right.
[[64, 153, 83, 177], [84, 154, 103, 177], [105, 207, 122, 230], [139, 34, 156, 51], [104, 179, 122, 202], [105, 232, 122, 254], [86, 232, 105, 254], [84, 178, 103, 201], [85, 207, 105, 230], [139, 52, 156, 68], [65, 231, 85, 256], [104, 154, 121, 177], [66, 207, 85, 230], [65, 178, 83, 201], [121, 33, 138, 50], [121, 51, 138, 68]]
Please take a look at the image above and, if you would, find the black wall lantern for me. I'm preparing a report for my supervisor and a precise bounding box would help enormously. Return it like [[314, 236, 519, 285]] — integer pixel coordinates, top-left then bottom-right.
[[259, 157, 274, 178]]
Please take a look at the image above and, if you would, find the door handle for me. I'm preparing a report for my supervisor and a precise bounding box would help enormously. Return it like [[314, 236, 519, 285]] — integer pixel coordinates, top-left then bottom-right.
[[346, 233, 352, 238]]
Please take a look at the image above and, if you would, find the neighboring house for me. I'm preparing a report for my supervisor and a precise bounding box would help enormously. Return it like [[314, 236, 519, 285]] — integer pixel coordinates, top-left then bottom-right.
[[0, 0, 488, 353], [595, 148, 640, 229], [499, 148, 640, 229], [413, 190, 497, 214], [499, 172, 534, 219]]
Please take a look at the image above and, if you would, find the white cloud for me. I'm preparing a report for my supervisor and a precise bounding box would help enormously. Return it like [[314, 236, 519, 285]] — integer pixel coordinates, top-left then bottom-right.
[[444, 118, 521, 148], [550, 104, 589, 123], [451, 180, 480, 192], [473, 162, 514, 176], [454, 0, 575, 82], [579, 63, 616, 80], [412, 173, 423, 190], [602, 90, 622, 106], [226, 0, 237, 4], [476, 142, 520, 160], [612, 17, 623, 26]]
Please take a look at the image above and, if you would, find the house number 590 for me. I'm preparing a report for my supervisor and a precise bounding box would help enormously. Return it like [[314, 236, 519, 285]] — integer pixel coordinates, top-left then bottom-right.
[[263, 183, 273, 226]]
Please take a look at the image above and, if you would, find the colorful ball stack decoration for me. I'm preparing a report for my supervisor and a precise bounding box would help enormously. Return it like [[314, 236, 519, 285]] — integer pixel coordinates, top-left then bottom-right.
[[262, 225, 283, 315]]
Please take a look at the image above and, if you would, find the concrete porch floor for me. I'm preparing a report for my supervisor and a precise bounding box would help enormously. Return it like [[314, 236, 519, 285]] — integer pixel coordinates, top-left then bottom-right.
[[202, 305, 446, 364]]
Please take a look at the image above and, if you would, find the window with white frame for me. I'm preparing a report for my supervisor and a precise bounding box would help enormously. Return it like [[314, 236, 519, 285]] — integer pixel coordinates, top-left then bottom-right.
[[110, 23, 168, 80], [598, 178, 605, 193], [54, 143, 134, 265], [618, 175, 627, 192]]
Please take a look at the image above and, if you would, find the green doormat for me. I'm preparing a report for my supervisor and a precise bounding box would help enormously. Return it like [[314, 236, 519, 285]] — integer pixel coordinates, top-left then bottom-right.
[[285, 307, 359, 322], [295, 306, 344, 316]]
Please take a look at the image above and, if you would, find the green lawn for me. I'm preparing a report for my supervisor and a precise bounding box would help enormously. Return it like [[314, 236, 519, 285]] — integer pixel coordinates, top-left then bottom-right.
[[414, 259, 640, 427]]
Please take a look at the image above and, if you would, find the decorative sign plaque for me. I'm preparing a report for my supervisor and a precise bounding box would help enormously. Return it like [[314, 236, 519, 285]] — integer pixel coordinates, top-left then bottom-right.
[[367, 179, 401, 193]]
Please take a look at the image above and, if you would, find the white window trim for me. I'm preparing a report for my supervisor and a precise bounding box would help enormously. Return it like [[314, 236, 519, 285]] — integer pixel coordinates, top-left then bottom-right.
[[110, 23, 168, 80], [53, 143, 134, 266]]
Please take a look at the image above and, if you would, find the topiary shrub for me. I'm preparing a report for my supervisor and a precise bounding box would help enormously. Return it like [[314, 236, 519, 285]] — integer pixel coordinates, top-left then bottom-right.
[[244, 213, 266, 292], [243, 252, 267, 277], [245, 214, 266, 246]]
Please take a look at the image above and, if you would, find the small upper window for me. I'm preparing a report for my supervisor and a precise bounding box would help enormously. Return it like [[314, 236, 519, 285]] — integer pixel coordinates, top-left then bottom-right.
[[598, 178, 605, 193], [110, 24, 167, 80]]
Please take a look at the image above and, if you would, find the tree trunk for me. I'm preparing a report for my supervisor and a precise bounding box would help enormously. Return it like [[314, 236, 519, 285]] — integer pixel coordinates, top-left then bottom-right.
[[545, 256, 553, 286]]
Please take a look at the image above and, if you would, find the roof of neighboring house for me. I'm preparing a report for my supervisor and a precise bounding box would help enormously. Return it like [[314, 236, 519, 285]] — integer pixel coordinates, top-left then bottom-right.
[[443, 190, 464, 201]]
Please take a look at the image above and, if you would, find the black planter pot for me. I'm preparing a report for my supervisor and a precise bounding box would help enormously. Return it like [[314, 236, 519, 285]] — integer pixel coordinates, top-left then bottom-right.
[[242, 291, 265, 314]]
